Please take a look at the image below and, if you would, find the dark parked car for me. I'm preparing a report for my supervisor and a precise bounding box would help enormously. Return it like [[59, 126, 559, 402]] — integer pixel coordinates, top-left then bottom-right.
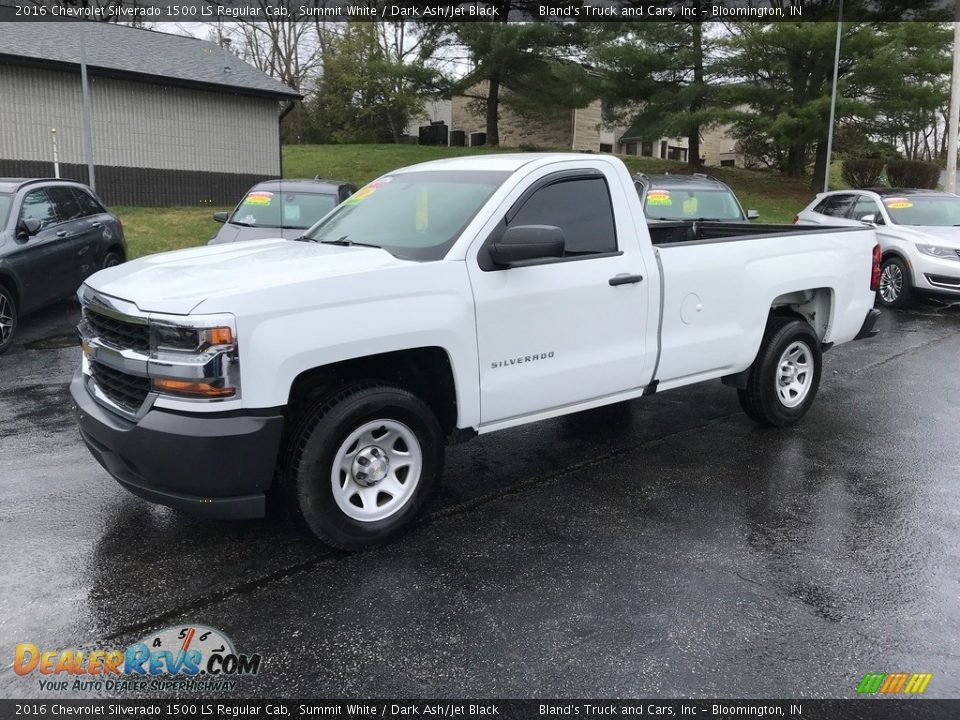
[[0, 178, 126, 354], [208, 178, 357, 245], [633, 172, 760, 223]]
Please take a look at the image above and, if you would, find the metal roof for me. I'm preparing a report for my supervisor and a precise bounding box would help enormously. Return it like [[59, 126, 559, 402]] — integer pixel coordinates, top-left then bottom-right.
[[0, 21, 300, 100]]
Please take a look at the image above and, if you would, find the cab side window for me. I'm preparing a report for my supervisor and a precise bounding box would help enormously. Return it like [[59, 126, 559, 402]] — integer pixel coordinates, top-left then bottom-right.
[[19, 189, 58, 229], [509, 177, 617, 256]]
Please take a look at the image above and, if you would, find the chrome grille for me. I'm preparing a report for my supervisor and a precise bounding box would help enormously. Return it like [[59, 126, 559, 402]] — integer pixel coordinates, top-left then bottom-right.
[[90, 361, 150, 414], [85, 310, 150, 354]]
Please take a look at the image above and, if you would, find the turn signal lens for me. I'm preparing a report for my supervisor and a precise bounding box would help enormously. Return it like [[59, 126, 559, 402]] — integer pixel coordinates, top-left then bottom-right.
[[207, 327, 234, 346], [152, 378, 235, 399]]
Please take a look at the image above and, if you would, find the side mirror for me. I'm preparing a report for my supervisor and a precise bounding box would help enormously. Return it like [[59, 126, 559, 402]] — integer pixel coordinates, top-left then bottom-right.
[[17, 218, 42, 238], [490, 225, 565, 266], [859, 213, 876, 225], [212, 212, 229, 224], [746, 209, 760, 220]]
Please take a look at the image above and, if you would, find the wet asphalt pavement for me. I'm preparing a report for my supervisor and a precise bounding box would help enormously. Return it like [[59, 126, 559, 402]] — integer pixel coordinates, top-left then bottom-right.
[[1, 299, 960, 700]]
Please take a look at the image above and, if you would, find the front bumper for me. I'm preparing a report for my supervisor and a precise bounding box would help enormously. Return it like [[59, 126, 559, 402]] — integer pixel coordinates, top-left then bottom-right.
[[71, 371, 283, 519], [911, 255, 960, 296]]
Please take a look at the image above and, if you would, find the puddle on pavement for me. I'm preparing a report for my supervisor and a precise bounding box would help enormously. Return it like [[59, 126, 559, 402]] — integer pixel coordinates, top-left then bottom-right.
[[24, 333, 78, 350]]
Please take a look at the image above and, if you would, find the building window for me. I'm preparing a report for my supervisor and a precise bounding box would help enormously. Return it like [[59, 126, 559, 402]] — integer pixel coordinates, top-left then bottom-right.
[[625, 142, 638, 156], [641, 141, 653, 157], [599, 143, 613, 154], [660, 141, 668, 159], [720, 159, 736, 167], [667, 146, 687, 162]]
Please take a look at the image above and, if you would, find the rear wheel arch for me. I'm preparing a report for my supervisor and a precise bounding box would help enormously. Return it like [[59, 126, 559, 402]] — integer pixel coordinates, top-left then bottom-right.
[[769, 287, 833, 341]]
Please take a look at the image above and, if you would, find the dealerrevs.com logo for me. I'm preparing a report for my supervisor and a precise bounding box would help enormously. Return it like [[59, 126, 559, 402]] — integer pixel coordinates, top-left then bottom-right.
[[15, 625, 261, 693]]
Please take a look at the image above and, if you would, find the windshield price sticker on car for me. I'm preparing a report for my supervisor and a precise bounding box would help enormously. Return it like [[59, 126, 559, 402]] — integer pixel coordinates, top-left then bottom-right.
[[243, 192, 273, 206], [884, 197, 913, 209], [344, 179, 386, 205], [647, 190, 672, 206]]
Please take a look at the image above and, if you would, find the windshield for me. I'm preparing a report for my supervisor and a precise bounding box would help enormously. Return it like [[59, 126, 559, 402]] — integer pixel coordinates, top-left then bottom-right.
[[644, 188, 744, 221], [229, 189, 338, 229], [304, 170, 510, 261], [882, 195, 960, 226]]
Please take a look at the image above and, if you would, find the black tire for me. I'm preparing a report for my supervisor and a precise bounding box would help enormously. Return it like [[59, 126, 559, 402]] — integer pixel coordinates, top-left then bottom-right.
[[102, 250, 123, 269], [0, 284, 17, 355], [285, 383, 444, 550], [737, 317, 822, 428], [877, 256, 913, 309]]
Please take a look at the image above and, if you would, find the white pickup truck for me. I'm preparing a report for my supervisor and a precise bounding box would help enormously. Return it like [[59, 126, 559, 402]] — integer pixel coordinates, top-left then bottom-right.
[[72, 154, 881, 549]]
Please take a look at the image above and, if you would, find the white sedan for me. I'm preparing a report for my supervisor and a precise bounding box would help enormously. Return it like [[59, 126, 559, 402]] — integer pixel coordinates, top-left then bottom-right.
[[796, 188, 960, 308]]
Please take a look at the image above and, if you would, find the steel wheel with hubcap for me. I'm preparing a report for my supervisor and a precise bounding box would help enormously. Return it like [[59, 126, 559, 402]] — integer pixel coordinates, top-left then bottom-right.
[[286, 383, 444, 550], [877, 257, 913, 309], [738, 317, 822, 427], [332, 419, 423, 523], [0, 285, 17, 355], [775, 341, 813, 408]]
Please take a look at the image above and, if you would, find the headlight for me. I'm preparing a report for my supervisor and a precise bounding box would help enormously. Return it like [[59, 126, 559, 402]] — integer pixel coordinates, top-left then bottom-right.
[[916, 244, 960, 260], [151, 323, 234, 353], [148, 316, 240, 400]]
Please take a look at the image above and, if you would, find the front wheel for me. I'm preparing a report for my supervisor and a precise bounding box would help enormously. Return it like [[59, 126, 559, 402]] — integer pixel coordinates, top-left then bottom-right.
[[877, 256, 913, 309], [0, 285, 18, 355], [286, 383, 444, 550], [737, 318, 822, 428]]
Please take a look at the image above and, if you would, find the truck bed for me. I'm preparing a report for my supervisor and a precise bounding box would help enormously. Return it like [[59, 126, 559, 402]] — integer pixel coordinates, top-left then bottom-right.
[[648, 221, 865, 247]]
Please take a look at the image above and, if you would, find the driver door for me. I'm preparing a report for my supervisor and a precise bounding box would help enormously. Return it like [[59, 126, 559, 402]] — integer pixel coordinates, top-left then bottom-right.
[[467, 163, 651, 427]]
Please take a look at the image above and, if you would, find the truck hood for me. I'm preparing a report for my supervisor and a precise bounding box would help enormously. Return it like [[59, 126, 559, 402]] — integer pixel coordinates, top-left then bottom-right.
[[208, 225, 304, 245], [85, 239, 408, 315], [889, 225, 960, 248]]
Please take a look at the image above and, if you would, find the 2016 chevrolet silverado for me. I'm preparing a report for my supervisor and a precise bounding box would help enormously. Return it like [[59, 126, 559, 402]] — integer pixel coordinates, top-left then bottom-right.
[[71, 154, 881, 549]]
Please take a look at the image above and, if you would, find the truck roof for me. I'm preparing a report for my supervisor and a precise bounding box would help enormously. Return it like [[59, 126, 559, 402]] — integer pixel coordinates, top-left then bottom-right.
[[394, 153, 606, 174]]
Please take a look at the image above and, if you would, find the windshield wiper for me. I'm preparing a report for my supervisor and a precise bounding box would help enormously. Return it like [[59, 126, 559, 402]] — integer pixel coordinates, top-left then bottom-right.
[[316, 235, 380, 249]]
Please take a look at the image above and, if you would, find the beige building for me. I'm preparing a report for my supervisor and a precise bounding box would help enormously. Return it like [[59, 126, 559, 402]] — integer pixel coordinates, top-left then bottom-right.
[[0, 22, 299, 206], [447, 83, 745, 169], [450, 84, 691, 160], [700, 123, 745, 167]]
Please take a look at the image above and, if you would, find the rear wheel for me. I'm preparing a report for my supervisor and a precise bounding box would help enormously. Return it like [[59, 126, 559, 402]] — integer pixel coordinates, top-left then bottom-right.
[[286, 383, 444, 550], [0, 285, 17, 355], [877, 256, 913, 309], [737, 318, 822, 428]]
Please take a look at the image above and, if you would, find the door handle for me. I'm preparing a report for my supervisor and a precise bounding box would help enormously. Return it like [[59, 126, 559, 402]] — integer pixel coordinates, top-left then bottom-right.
[[56, 230, 68, 238], [609, 273, 643, 286], [91, 222, 102, 228]]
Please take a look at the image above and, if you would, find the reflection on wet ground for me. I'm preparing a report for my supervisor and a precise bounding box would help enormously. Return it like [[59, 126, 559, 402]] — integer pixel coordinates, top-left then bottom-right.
[[1, 301, 959, 698]]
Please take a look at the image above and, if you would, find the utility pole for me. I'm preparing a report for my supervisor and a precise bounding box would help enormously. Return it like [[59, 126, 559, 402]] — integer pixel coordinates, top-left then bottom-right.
[[947, 8, 960, 193], [80, 27, 97, 192], [823, 0, 843, 193]]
